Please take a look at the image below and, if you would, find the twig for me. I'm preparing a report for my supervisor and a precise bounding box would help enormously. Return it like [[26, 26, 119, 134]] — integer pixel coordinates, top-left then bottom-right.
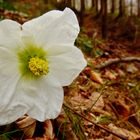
[[63, 103, 128, 140], [95, 57, 140, 69]]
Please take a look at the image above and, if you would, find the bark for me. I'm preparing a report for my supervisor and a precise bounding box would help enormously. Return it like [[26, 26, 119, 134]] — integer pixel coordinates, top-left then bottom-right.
[[95, 0, 102, 18], [65, 0, 72, 7], [130, 0, 133, 16], [111, 0, 115, 13], [81, 0, 85, 11], [95, 0, 98, 12], [92, 0, 95, 7], [118, 0, 125, 17], [80, 0, 85, 26], [72, 0, 75, 8], [138, 0, 140, 17], [101, 0, 108, 39], [44, 0, 48, 4]]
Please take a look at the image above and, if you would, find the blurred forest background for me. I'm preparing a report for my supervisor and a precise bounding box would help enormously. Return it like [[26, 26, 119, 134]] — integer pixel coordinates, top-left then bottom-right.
[[0, 0, 140, 140]]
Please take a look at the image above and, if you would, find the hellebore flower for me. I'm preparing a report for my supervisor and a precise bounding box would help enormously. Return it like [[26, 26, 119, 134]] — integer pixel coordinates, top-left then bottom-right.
[[0, 8, 87, 125]]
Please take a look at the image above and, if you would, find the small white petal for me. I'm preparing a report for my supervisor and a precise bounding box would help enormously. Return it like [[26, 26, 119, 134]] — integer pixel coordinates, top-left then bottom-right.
[[48, 45, 87, 86], [11, 75, 63, 122], [22, 8, 79, 47], [0, 19, 22, 49]]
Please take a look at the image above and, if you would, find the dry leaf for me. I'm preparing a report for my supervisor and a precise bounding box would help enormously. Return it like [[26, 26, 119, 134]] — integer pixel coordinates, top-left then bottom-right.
[[105, 134, 121, 140], [116, 68, 125, 77], [24, 120, 55, 140], [104, 70, 117, 80], [90, 92, 104, 109], [16, 115, 36, 138], [126, 63, 138, 73], [90, 71, 104, 84], [84, 67, 103, 84], [108, 123, 140, 140], [111, 100, 130, 118], [44, 120, 55, 139]]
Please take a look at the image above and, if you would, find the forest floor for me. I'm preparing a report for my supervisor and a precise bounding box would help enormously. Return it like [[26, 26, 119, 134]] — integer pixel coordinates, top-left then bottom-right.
[[61, 13, 140, 140], [0, 1, 140, 140]]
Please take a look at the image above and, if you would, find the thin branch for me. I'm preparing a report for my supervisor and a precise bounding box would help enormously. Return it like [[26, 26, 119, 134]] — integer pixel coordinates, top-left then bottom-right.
[[63, 103, 128, 140], [95, 57, 140, 69]]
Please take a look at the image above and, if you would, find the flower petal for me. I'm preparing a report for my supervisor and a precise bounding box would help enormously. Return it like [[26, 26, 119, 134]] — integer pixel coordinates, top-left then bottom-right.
[[0, 46, 18, 75], [12, 75, 63, 122], [0, 68, 26, 125], [48, 45, 87, 86], [0, 19, 22, 49], [0, 104, 28, 125], [0, 20, 28, 125], [22, 8, 79, 47]]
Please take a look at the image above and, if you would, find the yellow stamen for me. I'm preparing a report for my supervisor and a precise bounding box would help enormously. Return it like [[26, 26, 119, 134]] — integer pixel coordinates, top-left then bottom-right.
[[28, 57, 49, 76]]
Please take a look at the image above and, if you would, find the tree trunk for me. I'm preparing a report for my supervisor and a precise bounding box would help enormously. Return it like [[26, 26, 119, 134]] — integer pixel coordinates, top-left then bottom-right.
[[95, 0, 102, 17], [101, 0, 107, 39], [138, 0, 140, 17], [130, 0, 133, 16], [72, 0, 75, 8], [50, 0, 57, 5], [44, 0, 48, 4], [61, 0, 72, 7], [111, 0, 115, 13], [92, 0, 95, 7], [80, 0, 85, 26], [95, 0, 98, 12], [118, 0, 125, 17], [65, 0, 72, 7], [81, 0, 85, 11]]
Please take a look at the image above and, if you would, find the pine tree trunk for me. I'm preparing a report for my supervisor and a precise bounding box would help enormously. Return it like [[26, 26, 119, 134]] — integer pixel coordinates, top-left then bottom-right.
[[72, 0, 75, 8], [81, 0, 85, 11], [101, 0, 107, 39], [118, 0, 125, 17], [92, 0, 95, 7], [95, 0, 102, 17], [111, 0, 115, 13], [44, 0, 48, 4], [138, 0, 140, 17], [130, 0, 133, 16], [80, 0, 85, 26], [65, 0, 72, 7], [95, 0, 98, 12]]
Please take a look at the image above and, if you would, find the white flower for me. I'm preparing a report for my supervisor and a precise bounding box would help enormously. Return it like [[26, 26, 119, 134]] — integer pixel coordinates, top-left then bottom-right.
[[0, 8, 87, 125]]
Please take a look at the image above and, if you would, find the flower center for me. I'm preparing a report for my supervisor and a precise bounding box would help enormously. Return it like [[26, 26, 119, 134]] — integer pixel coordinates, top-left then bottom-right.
[[28, 57, 49, 76]]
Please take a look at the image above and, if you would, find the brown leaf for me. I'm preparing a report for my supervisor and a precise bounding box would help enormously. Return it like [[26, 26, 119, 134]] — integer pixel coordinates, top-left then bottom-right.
[[111, 100, 130, 118], [24, 120, 55, 140], [84, 67, 103, 84], [16, 115, 36, 138], [108, 123, 140, 140], [43, 120, 55, 139], [90, 71, 104, 84], [116, 68, 125, 77], [89, 92, 104, 109], [104, 70, 117, 80], [126, 63, 138, 73]]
